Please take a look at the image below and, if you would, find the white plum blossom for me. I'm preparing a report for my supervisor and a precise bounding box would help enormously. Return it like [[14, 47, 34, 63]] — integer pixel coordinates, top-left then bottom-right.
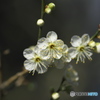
[[37, 31, 65, 60], [54, 44, 72, 69], [23, 46, 50, 75], [64, 64, 79, 85], [70, 34, 92, 63], [23, 30, 100, 75], [62, 44, 72, 62]]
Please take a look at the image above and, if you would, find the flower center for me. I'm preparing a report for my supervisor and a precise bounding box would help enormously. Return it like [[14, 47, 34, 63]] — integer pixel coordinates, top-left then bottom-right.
[[78, 46, 84, 51], [49, 44, 55, 49], [35, 57, 41, 62]]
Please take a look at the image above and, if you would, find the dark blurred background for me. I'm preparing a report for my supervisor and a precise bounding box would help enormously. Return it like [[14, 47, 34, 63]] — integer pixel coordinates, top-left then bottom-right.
[[1, 0, 100, 100]]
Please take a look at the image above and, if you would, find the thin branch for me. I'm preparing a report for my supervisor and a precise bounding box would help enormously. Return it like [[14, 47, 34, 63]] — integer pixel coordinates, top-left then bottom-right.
[[50, 77, 65, 100], [0, 69, 28, 89], [57, 77, 65, 92], [90, 30, 100, 40], [0, 52, 3, 100], [0, 0, 45, 91], [91, 24, 100, 40], [38, 0, 45, 39]]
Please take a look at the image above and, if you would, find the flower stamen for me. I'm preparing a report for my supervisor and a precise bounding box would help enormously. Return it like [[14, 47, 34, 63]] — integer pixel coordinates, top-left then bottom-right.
[[35, 57, 41, 62], [49, 44, 55, 49], [77, 46, 84, 51]]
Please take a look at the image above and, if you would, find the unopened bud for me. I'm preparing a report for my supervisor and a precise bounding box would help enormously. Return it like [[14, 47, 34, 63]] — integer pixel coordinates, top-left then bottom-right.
[[95, 43, 100, 53], [48, 3, 55, 9], [98, 24, 100, 31], [45, 7, 51, 14], [37, 19, 44, 26], [52, 92, 60, 100], [88, 40, 96, 47], [97, 35, 100, 39]]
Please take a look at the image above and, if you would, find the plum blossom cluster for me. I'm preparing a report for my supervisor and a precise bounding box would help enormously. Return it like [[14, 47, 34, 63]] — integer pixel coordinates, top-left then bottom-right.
[[23, 31, 100, 75]]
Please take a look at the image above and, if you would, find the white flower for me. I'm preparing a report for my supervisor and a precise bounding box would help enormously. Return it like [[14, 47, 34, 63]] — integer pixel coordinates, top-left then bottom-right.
[[64, 64, 79, 85], [62, 44, 72, 62], [54, 44, 72, 69], [37, 31, 65, 60], [70, 34, 92, 63], [53, 44, 75, 69], [23, 46, 50, 75]]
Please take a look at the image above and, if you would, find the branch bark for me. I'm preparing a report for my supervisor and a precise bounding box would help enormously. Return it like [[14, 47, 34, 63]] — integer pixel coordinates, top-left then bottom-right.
[[0, 69, 28, 89]]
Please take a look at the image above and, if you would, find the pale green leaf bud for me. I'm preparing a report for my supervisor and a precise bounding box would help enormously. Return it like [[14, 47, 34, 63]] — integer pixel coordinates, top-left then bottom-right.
[[48, 3, 55, 9], [45, 7, 51, 14], [88, 40, 96, 47], [95, 42, 100, 53]]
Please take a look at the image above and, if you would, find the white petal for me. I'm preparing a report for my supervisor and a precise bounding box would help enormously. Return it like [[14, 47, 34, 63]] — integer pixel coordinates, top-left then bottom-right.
[[23, 48, 35, 59], [67, 56, 72, 62], [52, 49, 62, 59], [68, 47, 78, 58], [71, 35, 82, 47], [24, 60, 36, 71], [54, 39, 64, 48], [37, 37, 48, 49], [33, 46, 41, 54], [37, 37, 46, 44], [81, 34, 90, 45], [29, 46, 35, 50], [62, 44, 68, 53], [36, 62, 47, 74], [42, 59, 51, 66], [40, 49, 51, 60], [46, 31, 58, 42], [63, 54, 72, 62]]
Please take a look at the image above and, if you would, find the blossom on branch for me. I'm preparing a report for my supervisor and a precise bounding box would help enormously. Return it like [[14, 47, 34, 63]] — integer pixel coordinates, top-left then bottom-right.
[[23, 46, 50, 75], [37, 31, 65, 60], [70, 34, 92, 63]]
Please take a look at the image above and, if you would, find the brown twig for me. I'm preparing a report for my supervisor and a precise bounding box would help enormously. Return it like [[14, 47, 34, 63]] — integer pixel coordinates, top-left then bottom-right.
[[0, 69, 28, 89], [0, 52, 3, 100], [91, 24, 100, 40]]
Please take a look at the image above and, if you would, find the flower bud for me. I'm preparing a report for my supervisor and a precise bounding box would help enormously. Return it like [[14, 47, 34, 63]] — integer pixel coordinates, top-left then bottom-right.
[[88, 40, 96, 47], [45, 7, 51, 14], [52, 92, 60, 100], [95, 43, 100, 53], [97, 35, 100, 39], [48, 3, 55, 9], [37, 19, 44, 26]]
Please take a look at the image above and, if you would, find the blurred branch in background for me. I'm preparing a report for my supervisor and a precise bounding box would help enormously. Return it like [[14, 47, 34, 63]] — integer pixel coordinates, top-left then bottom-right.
[[0, 69, 28, 90], [0, 52, 3, 100]]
